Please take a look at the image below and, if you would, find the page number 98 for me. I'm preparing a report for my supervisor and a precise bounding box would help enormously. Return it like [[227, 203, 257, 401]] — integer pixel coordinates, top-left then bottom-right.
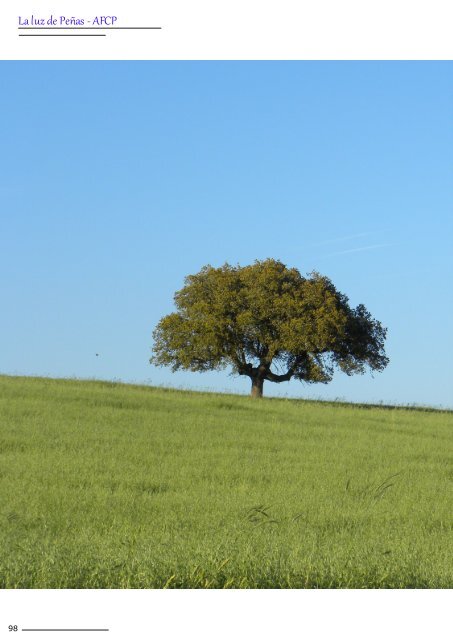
[[8, 626, 18, 632]]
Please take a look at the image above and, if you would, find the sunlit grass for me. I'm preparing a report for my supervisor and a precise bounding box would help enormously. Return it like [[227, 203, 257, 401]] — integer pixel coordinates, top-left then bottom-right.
[[0, 374, 452, 588]]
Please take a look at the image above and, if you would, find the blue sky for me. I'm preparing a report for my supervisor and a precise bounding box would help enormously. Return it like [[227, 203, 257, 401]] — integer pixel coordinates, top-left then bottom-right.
[[1, 62, 452, 406]]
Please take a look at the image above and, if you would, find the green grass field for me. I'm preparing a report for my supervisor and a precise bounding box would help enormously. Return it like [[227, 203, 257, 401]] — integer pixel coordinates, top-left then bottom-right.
[[0, 374, 452, 588]]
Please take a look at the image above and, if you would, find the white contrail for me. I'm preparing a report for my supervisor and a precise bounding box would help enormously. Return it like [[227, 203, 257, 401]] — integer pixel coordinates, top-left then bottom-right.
[[325, 243, 393, 257]]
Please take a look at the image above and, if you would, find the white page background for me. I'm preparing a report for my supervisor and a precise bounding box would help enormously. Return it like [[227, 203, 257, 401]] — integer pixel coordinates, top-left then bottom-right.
[[0, 0, 452, 59], [0, 0, 451, 637], [2, 589, 452, 639]]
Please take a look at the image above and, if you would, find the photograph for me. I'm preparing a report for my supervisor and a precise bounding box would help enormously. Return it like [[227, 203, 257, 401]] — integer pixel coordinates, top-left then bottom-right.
[[1, 61, 452, 593]]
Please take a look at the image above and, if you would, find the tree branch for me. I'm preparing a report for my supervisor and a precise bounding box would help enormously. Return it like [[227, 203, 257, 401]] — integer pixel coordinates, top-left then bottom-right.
[[264, 368, 294, 383], [237, 362, 254, 377]]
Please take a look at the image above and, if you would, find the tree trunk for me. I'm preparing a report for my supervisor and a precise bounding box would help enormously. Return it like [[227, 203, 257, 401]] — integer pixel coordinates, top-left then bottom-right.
[[250, 376, 264, 398]]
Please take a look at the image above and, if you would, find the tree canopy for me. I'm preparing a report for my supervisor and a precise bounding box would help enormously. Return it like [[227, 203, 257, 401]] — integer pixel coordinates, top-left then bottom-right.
[[150, 259, 389, 397]]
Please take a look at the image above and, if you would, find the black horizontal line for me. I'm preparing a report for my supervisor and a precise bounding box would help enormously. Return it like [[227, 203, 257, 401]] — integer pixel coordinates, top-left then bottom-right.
[[18, 26, 162, 29], [19, 34, 106, 36], [22, 630, 109, 632]]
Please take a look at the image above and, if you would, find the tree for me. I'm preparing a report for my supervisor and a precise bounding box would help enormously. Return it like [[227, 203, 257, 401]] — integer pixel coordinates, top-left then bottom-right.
[[150, 259, 389, 398]]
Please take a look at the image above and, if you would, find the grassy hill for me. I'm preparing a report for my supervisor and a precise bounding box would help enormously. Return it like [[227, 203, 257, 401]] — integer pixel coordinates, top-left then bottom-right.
[[0, 374, 451, 588]]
